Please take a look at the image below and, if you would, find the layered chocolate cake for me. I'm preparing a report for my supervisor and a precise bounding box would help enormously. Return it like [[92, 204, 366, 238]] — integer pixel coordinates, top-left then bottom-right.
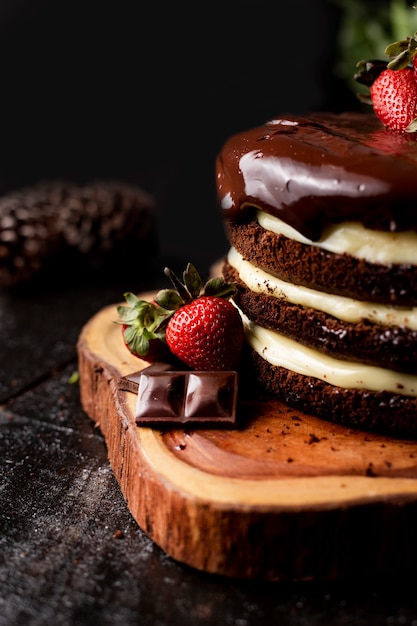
[[216, 111, 417, 438]]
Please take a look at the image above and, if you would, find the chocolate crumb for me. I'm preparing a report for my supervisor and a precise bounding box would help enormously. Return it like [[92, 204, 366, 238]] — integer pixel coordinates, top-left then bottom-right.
[[366, 463, 376, 477]]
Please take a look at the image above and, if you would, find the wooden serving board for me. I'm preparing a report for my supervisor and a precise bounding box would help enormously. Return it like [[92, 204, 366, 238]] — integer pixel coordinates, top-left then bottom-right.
[[77, 296, 417, 581]]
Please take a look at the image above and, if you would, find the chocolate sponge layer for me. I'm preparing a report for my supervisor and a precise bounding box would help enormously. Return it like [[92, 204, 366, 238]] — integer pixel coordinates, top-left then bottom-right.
[[248, 349, 417, 440], [223, 262, 417, 374], [225, 217, 417, 306]]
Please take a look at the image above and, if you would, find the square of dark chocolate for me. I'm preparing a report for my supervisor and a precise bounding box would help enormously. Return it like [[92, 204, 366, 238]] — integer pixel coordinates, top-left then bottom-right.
[[136, 372, 186, 418], [185, 372, 237, 419]]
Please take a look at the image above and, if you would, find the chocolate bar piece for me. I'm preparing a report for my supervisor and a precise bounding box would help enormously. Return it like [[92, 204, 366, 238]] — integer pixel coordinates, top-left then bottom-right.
[[118, 363, 238, 427], [135, 370, 238, 426]]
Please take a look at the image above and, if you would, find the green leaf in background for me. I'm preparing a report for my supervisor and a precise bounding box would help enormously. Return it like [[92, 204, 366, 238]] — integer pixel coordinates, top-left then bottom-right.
[[330, 0, 417, 95]]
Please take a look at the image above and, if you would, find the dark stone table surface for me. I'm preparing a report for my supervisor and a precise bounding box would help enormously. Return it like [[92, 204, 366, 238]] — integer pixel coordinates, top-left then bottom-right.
[[1, 261, 417, 626]]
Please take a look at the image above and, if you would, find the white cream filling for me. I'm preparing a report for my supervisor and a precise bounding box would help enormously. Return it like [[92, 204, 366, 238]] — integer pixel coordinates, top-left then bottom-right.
[[230, 210, 417, 397], [228, 247, 417, 330], [258, 211, 417, 265], [241, 312, 417, 397]]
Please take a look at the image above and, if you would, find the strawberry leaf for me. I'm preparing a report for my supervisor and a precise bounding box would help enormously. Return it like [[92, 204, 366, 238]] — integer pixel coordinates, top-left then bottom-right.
[[183, 263, 202, 299], [204, 276, 236, 299], [385, 39, 411, 58], [164, 267, 192, 302], [387, 48, 414, 70], [123, 292, 142, 307], [154, 288, 183, 311], [117, 303, 140, 322]]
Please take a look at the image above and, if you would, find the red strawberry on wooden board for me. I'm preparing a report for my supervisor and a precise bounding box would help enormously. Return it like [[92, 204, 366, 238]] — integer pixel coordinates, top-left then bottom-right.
[[116, 263, 245, 371], [355, 29, 417, 133], [156, 264, 244, 371], [164, 294, 244, 371]]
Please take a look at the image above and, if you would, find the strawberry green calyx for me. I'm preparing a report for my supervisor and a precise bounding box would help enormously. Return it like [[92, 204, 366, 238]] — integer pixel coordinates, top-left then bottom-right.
[[154, 263, 237, 312], [385, 32, 417, 70], [116, 293, 170, 358]]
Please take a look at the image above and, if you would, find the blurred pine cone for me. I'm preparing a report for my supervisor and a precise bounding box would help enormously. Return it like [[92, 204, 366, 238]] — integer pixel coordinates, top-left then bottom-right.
[[0, 179, 157, 288]]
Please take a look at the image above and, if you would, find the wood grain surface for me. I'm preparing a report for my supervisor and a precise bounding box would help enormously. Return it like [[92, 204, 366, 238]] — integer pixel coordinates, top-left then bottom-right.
[[77, 297, 417, 581]]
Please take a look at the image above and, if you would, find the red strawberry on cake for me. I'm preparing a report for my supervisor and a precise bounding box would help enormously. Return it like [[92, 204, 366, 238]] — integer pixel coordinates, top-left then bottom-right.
[[355, 29, 417, 132], [370, 66, 417, 131]]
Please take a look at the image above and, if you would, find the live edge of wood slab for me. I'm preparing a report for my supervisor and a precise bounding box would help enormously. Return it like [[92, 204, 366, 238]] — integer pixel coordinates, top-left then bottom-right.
[[77, 297, 417, 582]]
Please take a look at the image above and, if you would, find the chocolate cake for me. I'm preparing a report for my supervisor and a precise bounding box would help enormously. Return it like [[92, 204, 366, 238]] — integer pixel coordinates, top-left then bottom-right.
[[216, 111, 417, 438]]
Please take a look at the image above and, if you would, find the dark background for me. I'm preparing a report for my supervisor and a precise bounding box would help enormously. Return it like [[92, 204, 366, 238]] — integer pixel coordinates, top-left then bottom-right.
[[0, 0, 357, 276]]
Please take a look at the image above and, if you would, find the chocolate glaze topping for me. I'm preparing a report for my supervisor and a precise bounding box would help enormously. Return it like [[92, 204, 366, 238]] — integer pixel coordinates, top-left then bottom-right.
[[216, 112, 417, 240]]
